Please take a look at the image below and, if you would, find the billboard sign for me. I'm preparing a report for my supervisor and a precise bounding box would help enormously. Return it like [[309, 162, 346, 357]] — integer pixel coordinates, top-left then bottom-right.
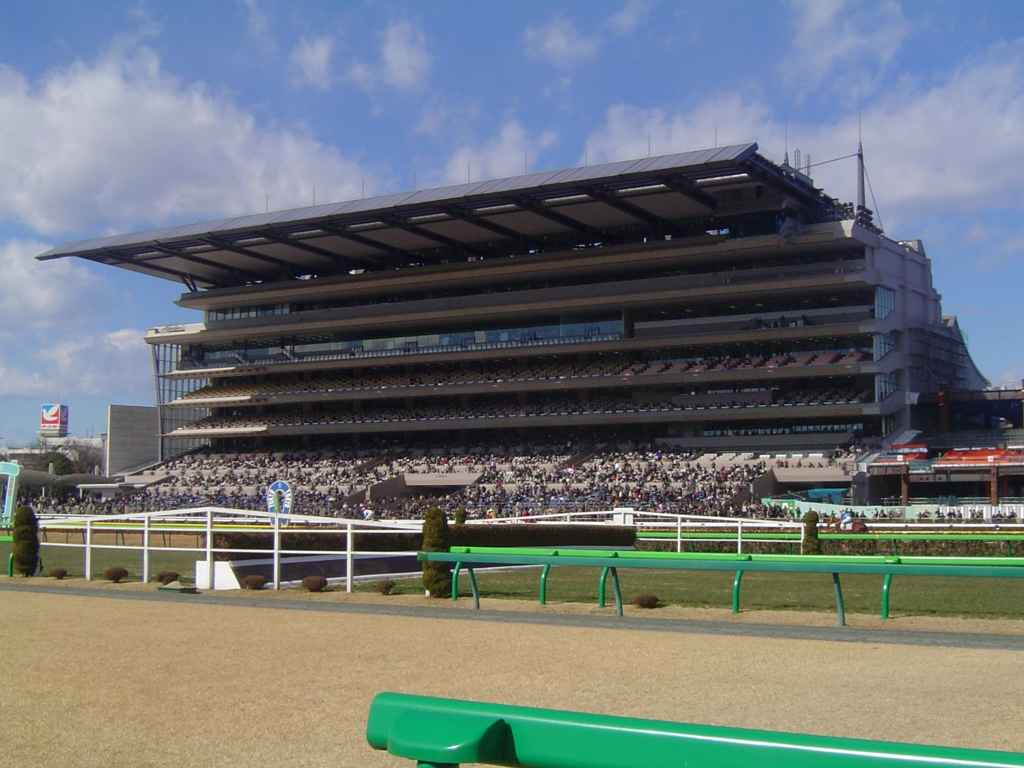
[[40, 404, 69, 437]]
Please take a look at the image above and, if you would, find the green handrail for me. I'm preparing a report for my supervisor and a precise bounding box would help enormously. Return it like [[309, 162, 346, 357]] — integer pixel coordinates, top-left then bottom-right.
[[366, 692, 1024, 768], [426, 548, 1024, 625]]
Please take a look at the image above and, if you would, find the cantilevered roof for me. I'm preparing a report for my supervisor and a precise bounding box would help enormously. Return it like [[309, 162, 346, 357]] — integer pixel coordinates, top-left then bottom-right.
[[37, 143, 835, 291]]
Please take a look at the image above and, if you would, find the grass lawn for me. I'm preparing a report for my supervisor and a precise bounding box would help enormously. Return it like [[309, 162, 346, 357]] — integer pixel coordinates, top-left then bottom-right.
[[6, 539, 1024, 620], [358, 565, 1024, 620], [0, 541, 199, 582]]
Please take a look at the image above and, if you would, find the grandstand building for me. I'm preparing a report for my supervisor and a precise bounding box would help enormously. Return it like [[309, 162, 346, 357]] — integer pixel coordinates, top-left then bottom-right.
[[40, 143, 987, 459]]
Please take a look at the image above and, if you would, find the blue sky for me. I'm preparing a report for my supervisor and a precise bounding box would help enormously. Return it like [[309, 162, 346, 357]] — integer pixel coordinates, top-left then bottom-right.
[[2, 0, 1024, 446]]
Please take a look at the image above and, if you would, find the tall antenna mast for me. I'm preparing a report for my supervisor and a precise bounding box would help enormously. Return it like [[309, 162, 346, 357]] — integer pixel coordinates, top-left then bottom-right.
[[784, 114, 789, 165], [856, 106, 865, 211]]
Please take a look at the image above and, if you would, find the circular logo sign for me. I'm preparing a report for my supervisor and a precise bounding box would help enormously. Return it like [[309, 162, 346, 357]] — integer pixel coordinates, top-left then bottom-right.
[[266, 480, 293, 526]]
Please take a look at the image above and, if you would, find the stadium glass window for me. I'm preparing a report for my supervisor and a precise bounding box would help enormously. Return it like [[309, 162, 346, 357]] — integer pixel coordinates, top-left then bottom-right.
[[875, 288, 896, 320], [876, 372, 898, 401], [874, 331, 898, 359]]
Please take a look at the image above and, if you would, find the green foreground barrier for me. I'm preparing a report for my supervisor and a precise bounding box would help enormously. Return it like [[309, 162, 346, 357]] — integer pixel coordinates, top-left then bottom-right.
[[366, 692, 1024, 768], [420, 548, 1024, 625]]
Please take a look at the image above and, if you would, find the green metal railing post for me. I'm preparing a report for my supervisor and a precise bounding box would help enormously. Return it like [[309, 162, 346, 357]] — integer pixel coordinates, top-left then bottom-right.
[[610, 567, 622, 617], [598, 566, 609, 608], [467, 567, 479, 610], [832, 572, 846, 627], [539, 564, 550, 606], [732, 570, 743, 613], [882, 573, 893, 619], [451, 562, 461, 601]]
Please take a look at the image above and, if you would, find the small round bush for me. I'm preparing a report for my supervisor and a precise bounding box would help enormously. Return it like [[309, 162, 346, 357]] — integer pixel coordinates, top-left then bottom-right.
[[103, 567, 129, 583], [633, 593, 660, 609], [376, 579, 397, 595], [301, 575, 328, 592], [241, 574, 267, 590], [49, 568, 68, 580], [154, 573, 181, 589], [453, 507, 467, 525]]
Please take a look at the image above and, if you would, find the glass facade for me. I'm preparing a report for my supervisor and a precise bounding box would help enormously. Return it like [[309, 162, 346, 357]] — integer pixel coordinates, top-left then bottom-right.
[[875, 287, 896, 320], [191, 319, 624, 368], [151, 342, 209, 459]]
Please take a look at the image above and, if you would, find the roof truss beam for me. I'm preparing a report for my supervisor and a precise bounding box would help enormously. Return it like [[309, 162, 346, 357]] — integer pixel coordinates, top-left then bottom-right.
[[197, 236, 296, 277], [660, 176, 720, 211], [261, 231, 355, 272], [583, 186, 669, 234], [377, 214, 481, 258], [506, 195, 593, 240], [315, 221, 406, 266], [439, 205, 527, 253], [145, 243, 261, 283]]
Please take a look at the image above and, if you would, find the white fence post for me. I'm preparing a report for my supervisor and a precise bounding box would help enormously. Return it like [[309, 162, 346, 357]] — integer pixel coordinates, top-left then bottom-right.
[[346, 521, 354, 593], [676, 516, 682, 553], [84, 519, 92, 581], [272, 510, 281, 590], [737, 519, 743, 554], [142, 515, 150, 583], [206, 507, 214, 590]]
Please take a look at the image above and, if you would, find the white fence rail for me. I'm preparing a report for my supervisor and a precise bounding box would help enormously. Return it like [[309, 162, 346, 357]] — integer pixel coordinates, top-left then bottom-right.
[[35, 507, 420, 591]]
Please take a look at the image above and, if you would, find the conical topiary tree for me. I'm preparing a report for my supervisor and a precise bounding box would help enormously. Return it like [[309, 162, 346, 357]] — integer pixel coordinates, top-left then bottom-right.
[[802, 510, 822, 555], [421, 506, 452, 598], [12, 505, 40, 576]]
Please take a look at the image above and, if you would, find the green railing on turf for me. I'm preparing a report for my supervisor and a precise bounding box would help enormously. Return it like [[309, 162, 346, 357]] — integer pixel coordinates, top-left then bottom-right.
[[418, 547, 1024, 625], [366, 692, 1024, 768]]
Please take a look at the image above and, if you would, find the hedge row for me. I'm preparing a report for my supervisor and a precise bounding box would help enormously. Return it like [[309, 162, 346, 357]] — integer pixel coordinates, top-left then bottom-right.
[[213, 523, 636, 560]]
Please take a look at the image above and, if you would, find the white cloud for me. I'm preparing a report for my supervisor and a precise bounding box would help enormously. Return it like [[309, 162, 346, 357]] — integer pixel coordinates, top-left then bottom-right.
[[584, 97, 777, 165], [607, 0, 654, 35], [445, 121, 558, 184], [348, 21, 432, 92], [289, 36, 333, 89], [798, 39, 1024, 216], [0, 45, 374, 237], [585, 38, 1024, 225], [779, 0, 909, 98], [524, 17, 601, 70], [382, 21, 431, 90], [0, 364, 49, 398], [35, 328, 152, 397], [238, 0, 273, 46], [0, 239, 105, 331]]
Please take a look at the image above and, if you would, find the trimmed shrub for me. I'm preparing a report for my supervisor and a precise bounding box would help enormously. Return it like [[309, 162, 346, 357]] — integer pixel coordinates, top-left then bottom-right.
[[155, 570, 181, 586], [49, 568, 68, 580], [802, 511, 822, 555], [633, 593, 660, 609], [421, 507, 452, 598], [241, 574, 267, 590], [453, 507, 467, 525], [376, 579, 396, 595], [11, 505, 40, 576], [301, 575, 328, 592], [103, 566, 129, 583]]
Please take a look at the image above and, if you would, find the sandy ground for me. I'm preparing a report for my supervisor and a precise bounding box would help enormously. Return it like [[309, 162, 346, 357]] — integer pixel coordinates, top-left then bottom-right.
[[1, 582, 1023, 767]]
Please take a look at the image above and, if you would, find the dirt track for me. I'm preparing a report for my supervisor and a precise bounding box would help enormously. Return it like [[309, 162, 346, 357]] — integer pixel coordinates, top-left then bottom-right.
[[1, 586, 1023, 767]]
